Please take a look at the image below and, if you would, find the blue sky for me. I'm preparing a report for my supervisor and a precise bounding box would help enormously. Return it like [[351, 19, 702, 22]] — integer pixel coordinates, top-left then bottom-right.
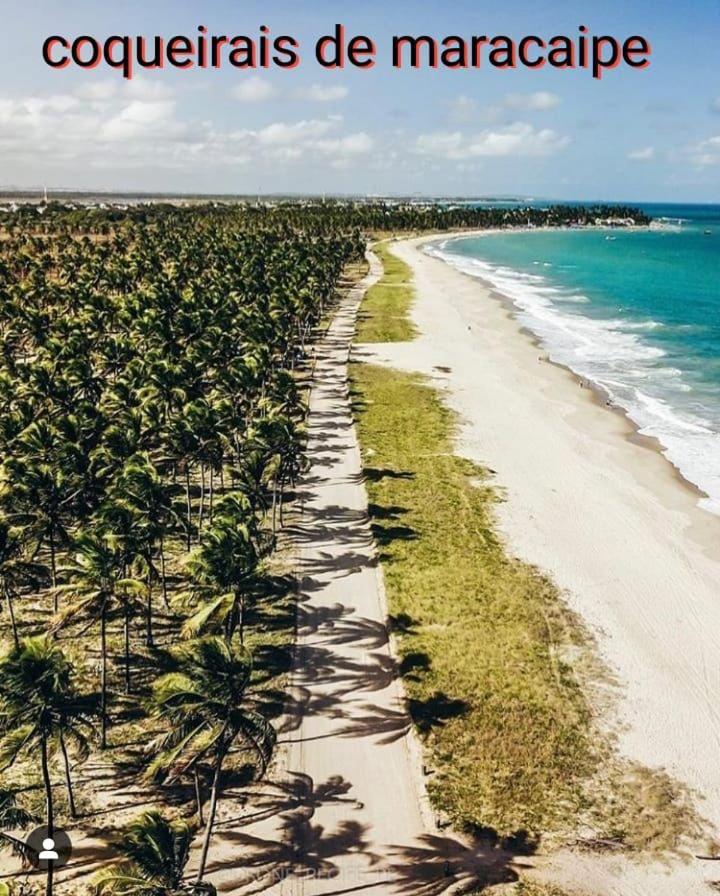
[[0, 0, 718, 200]]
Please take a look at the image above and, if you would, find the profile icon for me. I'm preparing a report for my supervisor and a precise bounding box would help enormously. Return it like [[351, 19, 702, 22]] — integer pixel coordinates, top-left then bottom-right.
[[25, 826, 72, 869], [38, 837, 59, 860]]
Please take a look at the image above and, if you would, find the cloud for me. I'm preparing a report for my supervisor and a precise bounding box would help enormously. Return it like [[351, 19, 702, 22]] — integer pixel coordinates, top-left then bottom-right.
[[0, 81, 368, 174], [76, 79, 174, 103], [447, 95, 478, 123], [446, 91, 560, 126], [687, 135, 720, 167], [415, 122, 570, 160], [293, 84, 349, 102], [227, 117, 371, 167], [313, 132, 373, 168], [100, 100, 182, 142], [231, 79, 349, 103], [504, 91, 561, 111], [231, 77, 279, 103], [627, 146, 655, 161], [249, 117, 340, 146]]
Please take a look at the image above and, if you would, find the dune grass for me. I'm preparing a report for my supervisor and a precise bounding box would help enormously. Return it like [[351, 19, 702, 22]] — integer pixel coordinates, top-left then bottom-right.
[[355, 242, 417, 343], [512, 885, 579, 896], [350, 362, 594, 838]]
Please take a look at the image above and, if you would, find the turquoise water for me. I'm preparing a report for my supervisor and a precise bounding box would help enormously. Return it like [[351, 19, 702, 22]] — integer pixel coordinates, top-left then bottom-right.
[[427, 204, 720, 514]]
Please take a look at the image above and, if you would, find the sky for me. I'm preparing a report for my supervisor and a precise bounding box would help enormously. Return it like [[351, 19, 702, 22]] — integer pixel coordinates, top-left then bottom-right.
[[0, 0, 718, 201]]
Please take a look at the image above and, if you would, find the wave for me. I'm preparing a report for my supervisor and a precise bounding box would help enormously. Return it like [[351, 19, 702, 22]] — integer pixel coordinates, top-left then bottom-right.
[[425, 241, 720, 516]]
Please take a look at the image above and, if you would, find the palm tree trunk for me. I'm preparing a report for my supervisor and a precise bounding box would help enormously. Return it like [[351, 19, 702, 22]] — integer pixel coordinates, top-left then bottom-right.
[[40, 735, 54, 896], [198, 463, 205, 533], [100, 608, 107, 749], [124, 605, 131, 694], [5, 586, 19, 649], [279, 475, 286, 527], [159, 537, 168, 609], [194, 767, 204, 827], [59, 732, 77, 819], [238, 594, 245, 646], [209, 467, 214, 524], [185, 467, 192, 549], [196, 749, 224, 883], [50, 537, 58, 613], [146, 568, 154, 648]]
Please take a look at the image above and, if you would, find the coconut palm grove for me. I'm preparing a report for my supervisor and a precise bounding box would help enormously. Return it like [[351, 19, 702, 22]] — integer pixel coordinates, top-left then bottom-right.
[[0, 200, 649, 895]]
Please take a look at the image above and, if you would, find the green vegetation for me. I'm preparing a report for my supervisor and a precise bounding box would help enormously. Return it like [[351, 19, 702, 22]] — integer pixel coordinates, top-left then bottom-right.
[[351, 362, 594, 837], [0, 199, 652, 236], [94, 811, 197, 896], [356, 242, 417, 343], [0, 205, 364, 893], [511, 884, 580, 896], [147, 636, 275, 883]]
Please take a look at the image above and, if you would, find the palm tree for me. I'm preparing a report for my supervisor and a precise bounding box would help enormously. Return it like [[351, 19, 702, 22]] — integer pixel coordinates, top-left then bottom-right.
[[146, 637, 275, 884], [181, 489, 270, 645], [0, 636, 95, 895], [108, 453, 179, 635], [0, 423, 77, 606], [54, 533, 143, 747], [0, 787, 38, 866], [93, 810, 207, 895], [0, 518, 46, 648]]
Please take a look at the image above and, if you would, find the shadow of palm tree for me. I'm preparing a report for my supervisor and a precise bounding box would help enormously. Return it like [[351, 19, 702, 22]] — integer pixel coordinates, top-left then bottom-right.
[[408, 693, 469, 735], [364, 468, 415, 483], [203, 772, 378, 892], [385, 833, 524, 895]]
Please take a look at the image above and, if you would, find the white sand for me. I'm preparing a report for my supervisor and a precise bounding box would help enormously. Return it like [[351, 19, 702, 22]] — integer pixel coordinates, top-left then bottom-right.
[[355, 236, 720, 895]]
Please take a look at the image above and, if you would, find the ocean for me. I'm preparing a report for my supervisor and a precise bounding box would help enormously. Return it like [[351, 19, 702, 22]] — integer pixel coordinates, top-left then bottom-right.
[[426, 204, 720, 515]]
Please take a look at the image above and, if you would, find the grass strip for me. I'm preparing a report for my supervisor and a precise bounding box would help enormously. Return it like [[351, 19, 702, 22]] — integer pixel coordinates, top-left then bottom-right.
[[355, 242, 417, 343], [350, 361, 594, 839]]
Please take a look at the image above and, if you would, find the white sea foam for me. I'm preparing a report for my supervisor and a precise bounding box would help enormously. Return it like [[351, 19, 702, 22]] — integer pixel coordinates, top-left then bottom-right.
[[425, 241, 720, 517]]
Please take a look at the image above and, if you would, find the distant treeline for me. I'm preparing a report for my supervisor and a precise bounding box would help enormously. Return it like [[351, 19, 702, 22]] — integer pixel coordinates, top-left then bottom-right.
[[0, 200, 652, 236]]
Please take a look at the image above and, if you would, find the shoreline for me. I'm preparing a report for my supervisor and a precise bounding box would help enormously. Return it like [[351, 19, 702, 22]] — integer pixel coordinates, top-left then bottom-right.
[[412, 229, 720, 556], [356, 234, 720, 894]]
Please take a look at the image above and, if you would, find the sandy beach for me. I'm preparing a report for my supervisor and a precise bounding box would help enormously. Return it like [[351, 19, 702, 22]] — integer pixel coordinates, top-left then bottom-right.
[[356, 235, 720, 895]]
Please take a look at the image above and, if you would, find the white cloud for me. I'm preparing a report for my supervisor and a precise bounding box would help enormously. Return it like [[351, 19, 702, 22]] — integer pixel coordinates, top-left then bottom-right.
[[251, 117, 340, 146], [226, 118, 371, 166], [448, 95, 477, 123], [231, 77, 279, 103], [231, 80, 349, 103], [627, 146, 655, 161], [75, 82, 118, 102], [315, 132, 373, 154], [504, 91, 561, 111], [100, 100, 181, 142], [293, 84, 349, 102], [416, 122, 569, 160], [687, 135, 720, 167], [446, 91, 560, 127], [0, 81, 368, 174]]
